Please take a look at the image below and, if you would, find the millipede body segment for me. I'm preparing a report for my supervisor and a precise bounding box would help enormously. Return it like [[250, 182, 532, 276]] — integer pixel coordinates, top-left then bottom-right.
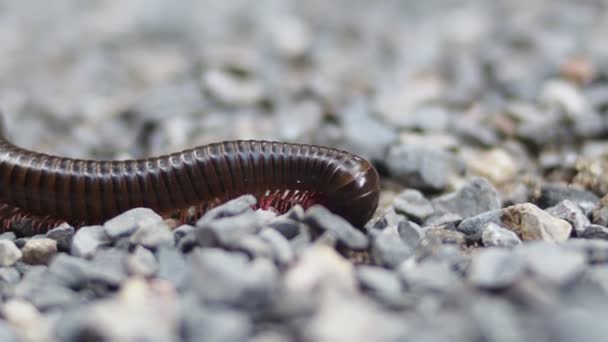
[[0, 120, 380, 234]]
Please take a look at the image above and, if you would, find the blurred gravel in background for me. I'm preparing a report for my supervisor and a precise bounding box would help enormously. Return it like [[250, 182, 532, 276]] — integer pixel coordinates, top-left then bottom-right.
[[2, 0, 608, 341]]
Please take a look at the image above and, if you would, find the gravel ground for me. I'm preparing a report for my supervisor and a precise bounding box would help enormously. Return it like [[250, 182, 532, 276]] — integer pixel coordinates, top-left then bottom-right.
[[1, 0, 608, 341]]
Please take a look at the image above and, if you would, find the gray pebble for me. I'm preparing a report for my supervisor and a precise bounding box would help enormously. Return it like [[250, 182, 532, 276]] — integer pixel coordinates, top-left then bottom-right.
[[519, 242, 586, 285], [181, 303, 252, 342], [341, 101, 397, 161], [156, 246, 189, 289], [259, 228, 295, 266], [14, 266, 78, 310], [45, 224, 75, 252], [432, 177, 501, 219], [386, 144, 462, 191], [370, 225, 414, 268], [303, 206, 368, 250], [0, 267, 20, 283], [196, 195, 257, 226], [356, 266, 403, 307], [126, 246, 158, 277], [103, 207, 163, 240], [0, 232, 16, 241], [173, 224, 194, 243], [536, 184, 599, 215], [0, 240, 22, 267], [268, 218, 300, 240], [581, 224, 608, 239], [398, 220, 422, 249], [468, 248, 525, 289], [130, 221, 174, 249], [399, 260, 461, 293], [71, 225, 112, 258], [455, 209, 502, 240], [21, 238, 58, 265], [546, 200, 590, 237], [481, 222, 522, 248], [392, 189, 434, 223], [196, 211, 263, 247]]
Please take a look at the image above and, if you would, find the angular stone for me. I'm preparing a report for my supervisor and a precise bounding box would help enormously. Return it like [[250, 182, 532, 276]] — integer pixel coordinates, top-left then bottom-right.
[[71, 225, 112, 258], [392, 189, 434, 223], [432, 177, 501, 219], [468, 248, 525, 289], [303, 206, 368, 250], [481, 223, 522, 248], [501, 203, 572, 242], [103, 208, 163, 240], [21, 238, 58, 265], [0, 240, 22, 267], [546, 200, 590, 237]]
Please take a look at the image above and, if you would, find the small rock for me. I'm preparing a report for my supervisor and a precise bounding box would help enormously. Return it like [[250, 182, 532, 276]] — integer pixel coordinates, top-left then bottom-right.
[[536, 183, 599, 215], [126, 246, 158, 277], [386, 144, 463, 191], [392, 189, 434, 223], [130, 221, 174, 249], [356, 266, 403, 306], [271, 16, 312, 59], [519, 242, 586, 285], [501, 203, 572, 242], [399, 260, 460, 293], [370, 225, 414, 268], [71, 225, 111, 258], [196, 211, 263, 247], [593, 194, 608, 226], [546, 200, 590, 237], [197, 195, 257, 226], [303, 206, 368, 250], [0, 240, 22, 267], [268, 218, 300, 240], [173, 225, 194, 244], [398, 220, 422, 249], [203, 69, 264, 106], [423, 227, 467, 246], [432, 177, 501, 219], [581, 224, 608, 239], [21, 238, 57, 265], [259, 228, 295, 266], [481, 223, 522, 248], [468, 248, 525, 289], [180, 304, 252, 342], [285, 245, 356, 295], [103, 208, 163, 240], [456, 209, 502, 240], [156, 247, 189, 290], [0, 267, 20, 283], [45, 224, 75, 252], [540, 79, 586, 116], [0, 232, 16, 241]]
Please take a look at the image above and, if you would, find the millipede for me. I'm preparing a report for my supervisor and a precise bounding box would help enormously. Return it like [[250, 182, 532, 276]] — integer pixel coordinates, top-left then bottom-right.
[[0, 115, 380, 235]]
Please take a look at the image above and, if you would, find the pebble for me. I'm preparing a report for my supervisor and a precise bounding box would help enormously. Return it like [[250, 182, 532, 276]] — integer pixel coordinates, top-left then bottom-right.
[[519, 242, 586, 285], [581, 224, 608, 240], [468, 248, 525, 289], [481, 222, 522, 248], [71, 225, 112, 258], [196, 211, 263, 247], [45, 224, 75, 252], [540, 79, 586, 116], [21, 238, 58, 265], [126, 246, 158, 277], [196, 195, 257, 226], [0, 267, 20, 283], [259, 228, 295, 266], [103, 207, 163, 240], [501, 203, 572, 242], [463, 148, 519, 184], [399, 260, 461, 293], [0, 240, 22, 267], [455, 209, 502, 240], [392, 189, 434, 223], [536, 183, 599, 215], [370, 225, 414, 268], [203, 68, 264, 106], [432, 177, 501, 219], [0, 232, 16, 241], [130, 221, 174, 249], [546, 200, 590, 237], [356, 266, 403, 307], [156, 247, 189, 290], [592, 194, 608, 226], [386, 144, 462, 191], [303, 206, 368, 250]]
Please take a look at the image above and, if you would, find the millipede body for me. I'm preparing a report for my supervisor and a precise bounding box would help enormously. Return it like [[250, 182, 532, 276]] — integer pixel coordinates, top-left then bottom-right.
[[0, 118, 380, 235]]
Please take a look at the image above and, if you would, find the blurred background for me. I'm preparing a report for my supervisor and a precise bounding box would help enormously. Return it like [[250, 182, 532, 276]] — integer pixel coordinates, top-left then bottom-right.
[[1, 0, 607, 196]]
